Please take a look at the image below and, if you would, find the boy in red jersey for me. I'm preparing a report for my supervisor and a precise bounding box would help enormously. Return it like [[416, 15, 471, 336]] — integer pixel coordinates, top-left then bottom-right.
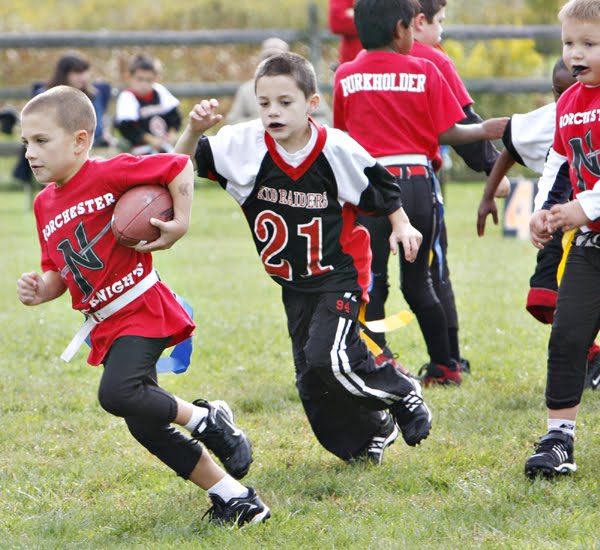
[[328, 0, 362, 64], [408, 0, 510, 376], [333, 0, 507, 385], [524, 0, 600, 479], [412, 0, 509, 190], [16, 86, 269, 526], [176, 52, 433, 467]]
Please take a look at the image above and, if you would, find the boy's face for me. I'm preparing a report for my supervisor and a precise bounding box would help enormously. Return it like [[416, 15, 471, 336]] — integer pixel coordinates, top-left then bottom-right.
[[129, 69, 156, 96], [256, 74, 319, 152], [21, 109, 86, 186], [414, 8, 445, 46], [66, 69, 91, 91], [562, 17, 600, 87]]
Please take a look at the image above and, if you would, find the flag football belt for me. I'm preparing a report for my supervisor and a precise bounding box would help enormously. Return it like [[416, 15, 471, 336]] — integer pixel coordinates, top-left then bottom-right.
[[60, 269, 159, 362], [575, 232, 600, 249], [386, 165, 430, 178]]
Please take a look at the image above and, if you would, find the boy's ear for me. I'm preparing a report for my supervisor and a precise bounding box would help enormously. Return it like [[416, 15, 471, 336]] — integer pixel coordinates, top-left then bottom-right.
[[413, 13, 428, 34], [74, 129, 92, 153], [307, 93, 321, 115]]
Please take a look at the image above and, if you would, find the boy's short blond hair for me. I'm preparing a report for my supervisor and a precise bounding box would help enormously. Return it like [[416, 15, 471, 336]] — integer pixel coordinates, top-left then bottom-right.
[[22, 85, 96, 136], [559, 0, 600, 22]]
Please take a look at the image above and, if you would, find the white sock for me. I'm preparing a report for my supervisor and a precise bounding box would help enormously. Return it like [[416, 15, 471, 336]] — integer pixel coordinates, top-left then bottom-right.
[[183, 405, 209, 433], [548, 418, 576, 438], [207, 476, 248, 503]]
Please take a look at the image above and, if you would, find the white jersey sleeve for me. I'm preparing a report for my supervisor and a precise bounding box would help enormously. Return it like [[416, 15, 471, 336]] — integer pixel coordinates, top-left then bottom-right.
[[510, 102, 556, 174], [534, 147, 568, 211]]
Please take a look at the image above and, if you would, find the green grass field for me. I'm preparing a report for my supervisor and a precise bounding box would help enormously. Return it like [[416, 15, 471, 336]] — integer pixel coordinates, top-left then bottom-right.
[[1, 182, 599, 549]]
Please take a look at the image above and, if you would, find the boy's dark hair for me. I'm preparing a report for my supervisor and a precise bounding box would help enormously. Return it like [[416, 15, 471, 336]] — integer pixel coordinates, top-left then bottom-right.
[[23, 85, 96, 136], [254, 52, 317, 98], [48, 52, 90, 88], [354, 0, 420, 49], [559, 0, 600, 22], [128, 53, 158, 75], [418, 0, 447, 23]]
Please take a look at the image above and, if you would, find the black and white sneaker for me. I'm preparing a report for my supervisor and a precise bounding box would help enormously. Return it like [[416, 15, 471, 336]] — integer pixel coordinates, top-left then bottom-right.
[[204, 486, 270, 527], [192, 399, 253, 479], [524, 430, 577, 479], [390, 376, 432, 446], [365, 411, 400, 465]]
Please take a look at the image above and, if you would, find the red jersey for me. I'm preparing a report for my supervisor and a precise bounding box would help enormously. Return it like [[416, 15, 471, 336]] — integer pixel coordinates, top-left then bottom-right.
[[33, 153, 194, 365], [328, 0, 362, 63], [409, 41, 473, 108], [333, 50, 465, 170], [553, 82, 600, 232]]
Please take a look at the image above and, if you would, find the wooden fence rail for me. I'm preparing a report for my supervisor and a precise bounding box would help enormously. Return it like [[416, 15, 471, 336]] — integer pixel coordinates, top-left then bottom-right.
[[0, 2, 562, 98]]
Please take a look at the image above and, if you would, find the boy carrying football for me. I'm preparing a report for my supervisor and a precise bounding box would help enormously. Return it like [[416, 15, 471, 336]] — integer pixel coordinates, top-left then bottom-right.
[[16, 85, 269, 527]]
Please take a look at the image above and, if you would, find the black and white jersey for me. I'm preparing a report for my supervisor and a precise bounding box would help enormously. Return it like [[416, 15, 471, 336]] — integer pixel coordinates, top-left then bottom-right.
[[115, 83, 181, 147], [194, 119, 402, 299]]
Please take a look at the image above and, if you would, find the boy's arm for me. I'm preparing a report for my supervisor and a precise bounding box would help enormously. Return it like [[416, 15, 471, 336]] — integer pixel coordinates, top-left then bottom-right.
[[134, 159, 195, 253], [17, 270, 66, 306], [439, 117, 509, 146], [451, 105, 501, 174], [477, 148, 516, 236], [388, 207, 422, 263]]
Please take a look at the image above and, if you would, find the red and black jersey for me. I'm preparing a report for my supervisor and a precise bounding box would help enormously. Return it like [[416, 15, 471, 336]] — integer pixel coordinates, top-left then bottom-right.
[[410, 41, 473, 108], [553, 82, 600, 232], [333, 50, 465, 170], [114, 83, 181, 147], [33, 153, 194, 365], [194, 119, 402, 301]]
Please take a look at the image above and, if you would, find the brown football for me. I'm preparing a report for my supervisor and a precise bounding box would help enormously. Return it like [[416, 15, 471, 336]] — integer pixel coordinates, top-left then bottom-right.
[[111, 185, 174, 247]]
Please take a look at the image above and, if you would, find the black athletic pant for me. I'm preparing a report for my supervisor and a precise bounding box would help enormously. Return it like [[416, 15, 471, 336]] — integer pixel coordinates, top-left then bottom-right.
[[546, 242, 600, 410], [98, 335, 202, 479], [359, 173, 453, 366], [282, 288, 416, 460], [429, 220, 461, 360]]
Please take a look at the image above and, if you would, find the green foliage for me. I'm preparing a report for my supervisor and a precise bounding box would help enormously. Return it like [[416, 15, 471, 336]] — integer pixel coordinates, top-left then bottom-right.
[[3, 184, 600, 547], [444, 38, 544, 78], [1, 0, 329, 31]]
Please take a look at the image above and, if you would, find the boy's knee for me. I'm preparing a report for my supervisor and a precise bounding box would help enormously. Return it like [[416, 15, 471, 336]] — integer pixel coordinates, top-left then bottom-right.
[[98, 383, 133, 417]]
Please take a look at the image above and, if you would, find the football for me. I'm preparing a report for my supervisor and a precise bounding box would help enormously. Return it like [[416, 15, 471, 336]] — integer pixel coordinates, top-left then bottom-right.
[[111, 185, 174, 247]]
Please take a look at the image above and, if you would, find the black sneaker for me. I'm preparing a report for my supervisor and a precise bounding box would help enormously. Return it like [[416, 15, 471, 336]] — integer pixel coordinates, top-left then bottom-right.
[[204, 486, 270, 527], [366, 411, 399, 465], [585, 352, 600, 390], [390, 376, 432, 446], [191, 400, 253, 479], [524, 430, 577, 479]]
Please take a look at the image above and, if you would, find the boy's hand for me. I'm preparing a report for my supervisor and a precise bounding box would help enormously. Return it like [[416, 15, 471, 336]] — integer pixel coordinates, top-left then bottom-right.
[[134, 217, 188, 253], [389, 222, 422, 262], [481, 117, 509, 140], [547, 200, 590, 232], [188, 99, 223, 134], [529, 209, 553, 249], [477, 196, 498, 237], [17, 271, 47, 305]]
